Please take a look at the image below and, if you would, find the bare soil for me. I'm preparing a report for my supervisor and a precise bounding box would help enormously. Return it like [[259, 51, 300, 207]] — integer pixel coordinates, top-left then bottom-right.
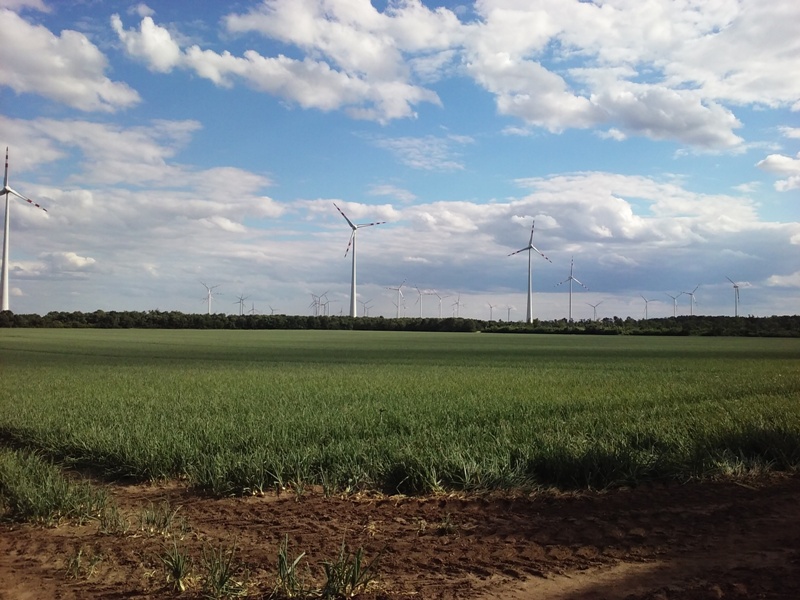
[[1, 472, 799, 599]]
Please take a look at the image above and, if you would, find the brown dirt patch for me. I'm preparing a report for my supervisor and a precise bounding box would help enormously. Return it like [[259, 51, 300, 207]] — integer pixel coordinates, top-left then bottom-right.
[[1, 473, 799, 599]]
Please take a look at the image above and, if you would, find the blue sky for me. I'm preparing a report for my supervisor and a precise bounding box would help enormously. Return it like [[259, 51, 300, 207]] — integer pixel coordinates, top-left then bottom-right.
[[1, 0, 798, 320]]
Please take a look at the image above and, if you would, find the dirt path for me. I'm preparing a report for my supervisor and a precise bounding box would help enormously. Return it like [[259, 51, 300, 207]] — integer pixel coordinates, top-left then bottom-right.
[[1, 473, 799, 599]]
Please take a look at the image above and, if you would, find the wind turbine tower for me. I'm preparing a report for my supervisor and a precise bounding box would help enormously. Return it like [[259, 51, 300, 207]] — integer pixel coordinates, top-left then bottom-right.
[[665, 292, 682, 318], [555, 256, 588, 321], [434, 291, 450, 318], [726, 277, 741, 317], [201, 282, 221, 315], [508, 219, 552, 323], [1, 148, 48, 311], [683, 285, 699, 316], [234, 294, 249, 316], [586, 300, 603, 321], [333, 203, 385, 317], [386, 280, 405, 318], [640, 294, 655, 319]]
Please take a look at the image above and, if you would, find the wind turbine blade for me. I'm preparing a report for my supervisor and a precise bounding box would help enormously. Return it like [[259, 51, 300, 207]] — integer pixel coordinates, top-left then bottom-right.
[[573, 277, 589, 290], [357, 220, 386, 228], [3, 147, 8, 188], [530, 245, 552, 262], [507, 247, 528, 257], [344, 231, 354, 257], [333, 202, 356, 230], [528, 221, 535, 246], [5, 187, 47, 212]]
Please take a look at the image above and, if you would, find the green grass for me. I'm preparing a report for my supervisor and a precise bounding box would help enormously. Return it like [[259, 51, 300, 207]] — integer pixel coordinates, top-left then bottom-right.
[[0, 329, 799, 494]]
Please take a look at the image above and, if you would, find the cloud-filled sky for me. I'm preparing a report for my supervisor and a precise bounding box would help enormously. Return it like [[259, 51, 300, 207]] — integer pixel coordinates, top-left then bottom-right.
[[1, 0, 798, 320]]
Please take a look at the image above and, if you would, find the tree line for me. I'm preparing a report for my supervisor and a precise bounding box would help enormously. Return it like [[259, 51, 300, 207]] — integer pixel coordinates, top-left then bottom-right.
[[1, 310, 798, 337]]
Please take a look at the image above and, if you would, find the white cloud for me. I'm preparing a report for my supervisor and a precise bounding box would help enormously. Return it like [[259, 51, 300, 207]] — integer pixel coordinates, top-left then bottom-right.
[[372, 135, 470, 171], [42, 251, 96, 271], [368, 184, 417, 203], [766, 271, 800, 288], [0, 10, 140, 112], [756, 153, 800, 191], [111, 14, 182, 73]]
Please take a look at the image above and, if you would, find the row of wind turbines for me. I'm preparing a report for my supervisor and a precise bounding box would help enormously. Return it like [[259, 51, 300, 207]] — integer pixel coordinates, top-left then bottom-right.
[[333, 205, 749, 322], [0, 152, 750, 319]]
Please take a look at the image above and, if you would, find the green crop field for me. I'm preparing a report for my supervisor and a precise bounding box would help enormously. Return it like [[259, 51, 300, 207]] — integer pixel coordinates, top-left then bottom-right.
[[1, 329, 799, 495]]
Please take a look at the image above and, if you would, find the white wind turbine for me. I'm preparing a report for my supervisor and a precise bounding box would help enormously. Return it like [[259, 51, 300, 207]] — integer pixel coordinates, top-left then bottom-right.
[[386, 280, 405, 318], [640, 294, 655, 319], [508, 219, 552, 323], [487, 302, 496, 321], [358, 298, 373, 316], [201, 282, 221, 315], [2, 148, 48, 311], [665, 292, 682, 318], [682, 284, 699, 316], [506, 305, 515, 322], [555, 256, 588, 322], [451, 293, 464, 317], [434, 291, 450, 319], [234, 294, 249, 316], [726, 277, 741, 317], [333, 203, 385, 317], [586, 300, 603, 321]]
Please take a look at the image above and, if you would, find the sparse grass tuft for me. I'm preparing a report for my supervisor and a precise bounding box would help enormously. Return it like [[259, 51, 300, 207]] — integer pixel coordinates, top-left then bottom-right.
[[320, 541, 381, 599], [160, 540, 193, 592], [273, 535, 310, 598], [201, 542, 248, 599]]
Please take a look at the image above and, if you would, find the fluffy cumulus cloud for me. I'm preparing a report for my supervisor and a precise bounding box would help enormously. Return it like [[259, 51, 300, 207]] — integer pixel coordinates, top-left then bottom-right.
[[756, 153, 800, 191], [0, 9, 139, 112], [105, 1, 799, 147]]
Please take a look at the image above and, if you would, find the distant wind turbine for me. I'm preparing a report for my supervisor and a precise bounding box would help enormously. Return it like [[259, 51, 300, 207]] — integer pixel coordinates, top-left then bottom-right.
[[586, 300, 603, 321], [506, 305, 515, 322], [682, 285, 699, 316], [333, 203, 385, 317], [2, 148, 48, 311], [555, 256, 588, 321], [665, 292, 682, 318], [201, 282, 221, 315], [386, 280, 405, 318], [358, 298, 373, 317], [234, 294, 249, 316], [434, 291, 450, 319], [508, 219, 552, 323], [451, 294, 464, 317], [640, 294, 655, 320], [487, 302, 496, 321], [726, 277, 741, 317]]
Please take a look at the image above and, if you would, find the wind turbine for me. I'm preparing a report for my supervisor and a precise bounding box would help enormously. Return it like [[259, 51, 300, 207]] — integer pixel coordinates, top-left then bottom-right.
[[358, 298, 373, 316], [333, 203, 385, 317], [386, 280, 405, 318], [2, 148, 48, 311], [640, 294, 655, 319], [555, 256, 588, 322], [234, 294, 249, 316], [451, 293, 464, 317], [434, 291, 450, 318], [508, 219, 552, 323], [665, 292, 682, 318], [506, 305, 514, 322], [586, 300, 603, 321], [201, 282, 221, 315], [487, 302, 496, 321], [726, 277, 741, 317], [682, 285, 699, 316]]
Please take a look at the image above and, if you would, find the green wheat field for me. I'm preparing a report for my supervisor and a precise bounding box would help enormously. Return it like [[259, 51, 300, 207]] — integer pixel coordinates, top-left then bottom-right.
[[2, 329, 799, 495]]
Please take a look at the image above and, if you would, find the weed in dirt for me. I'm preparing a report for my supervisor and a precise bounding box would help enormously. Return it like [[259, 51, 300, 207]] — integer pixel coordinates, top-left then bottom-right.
[[437, 512, 458, 535], [201, 542, 248, 599], [138, 500, 187, 537], [320, 541, 381, 599], [99, 502, 130, 535], [160, 541, 193, 592], [273, 535, 310, 598], [65, 546, 103, 580]]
